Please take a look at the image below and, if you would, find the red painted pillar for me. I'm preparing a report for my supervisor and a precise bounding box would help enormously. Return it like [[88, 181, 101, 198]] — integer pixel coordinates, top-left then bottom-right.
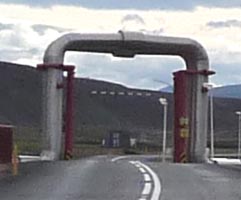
[[64, 67, 75, 160], [0, 125, 13, 163], [173, 70, 190, 163]]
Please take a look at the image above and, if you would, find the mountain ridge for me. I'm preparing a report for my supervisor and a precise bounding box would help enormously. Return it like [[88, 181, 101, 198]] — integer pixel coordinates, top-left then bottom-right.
[[160, 83, 241, 99]]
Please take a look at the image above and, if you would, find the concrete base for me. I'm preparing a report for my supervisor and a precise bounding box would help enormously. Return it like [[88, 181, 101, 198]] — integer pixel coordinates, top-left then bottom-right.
[[40, 150, 56, 161]]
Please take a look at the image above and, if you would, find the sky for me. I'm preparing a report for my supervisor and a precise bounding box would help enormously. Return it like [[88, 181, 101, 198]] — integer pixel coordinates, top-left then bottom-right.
[[0, 1, 241, 90]]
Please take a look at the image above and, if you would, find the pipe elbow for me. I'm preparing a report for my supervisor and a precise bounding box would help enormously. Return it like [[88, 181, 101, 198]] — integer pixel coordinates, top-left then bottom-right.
[[43, 34, 76, 64], [187, 38, 209, 61]]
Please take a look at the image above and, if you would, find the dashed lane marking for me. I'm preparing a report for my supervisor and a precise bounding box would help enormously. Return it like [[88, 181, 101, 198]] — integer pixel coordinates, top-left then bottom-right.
[[142, 182, 152, 195], [129, 161, 162, 200], [139, 167, 146, 173], [137, 161, 162, 200], [144, 173, 151, 182]]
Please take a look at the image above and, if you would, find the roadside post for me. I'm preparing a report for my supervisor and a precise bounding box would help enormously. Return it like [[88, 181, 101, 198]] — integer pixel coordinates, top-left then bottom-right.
[[159, 98, 168, 162], [203, 83, 215, 159], [235, 111, 241, 159], [12, 143, 19, 176]]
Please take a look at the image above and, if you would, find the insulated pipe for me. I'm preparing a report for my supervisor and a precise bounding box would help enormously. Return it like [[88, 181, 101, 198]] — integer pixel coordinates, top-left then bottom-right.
[[42, 31, 209, 162], [44, 31, 208, 63]]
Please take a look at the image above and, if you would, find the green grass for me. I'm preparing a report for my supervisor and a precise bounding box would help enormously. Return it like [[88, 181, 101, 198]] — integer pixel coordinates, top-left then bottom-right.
[[15, 140, 41, 155]]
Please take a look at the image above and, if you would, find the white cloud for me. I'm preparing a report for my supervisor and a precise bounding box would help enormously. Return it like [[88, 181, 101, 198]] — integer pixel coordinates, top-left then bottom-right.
[[0, 21, 62, 65], [0, 4, 241, 89], [122, 14, 145, 24]]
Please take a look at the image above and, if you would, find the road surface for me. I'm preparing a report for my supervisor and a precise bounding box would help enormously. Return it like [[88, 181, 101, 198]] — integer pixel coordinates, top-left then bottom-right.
[[0, 155, 241, 200]]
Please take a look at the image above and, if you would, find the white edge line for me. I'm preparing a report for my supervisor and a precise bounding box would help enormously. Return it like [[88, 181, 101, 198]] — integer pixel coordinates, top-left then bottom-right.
[[137, 161, 162, 200], [111, 155, 130, 162], [112, 155, 165, 162]]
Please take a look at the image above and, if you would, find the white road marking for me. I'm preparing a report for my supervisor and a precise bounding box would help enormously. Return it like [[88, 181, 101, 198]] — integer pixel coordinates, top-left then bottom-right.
[[128, 160, 162, 200], [19, 155, 41, 163], [90, 90, 97, 94], [111, 155, 131, 162], [139, 167, 146, 173], [133, 162, 141, 167], [118, 92, 125, 95], [144, 173, 151, 182], [100, 91, 107, 95], [134, 163, 141, 168], [136, 161, 162, 200], [142, 182, 152, 195], [111, 154, 162, 162], [211, 157, 241, 165], [129, 161, 136, 164]]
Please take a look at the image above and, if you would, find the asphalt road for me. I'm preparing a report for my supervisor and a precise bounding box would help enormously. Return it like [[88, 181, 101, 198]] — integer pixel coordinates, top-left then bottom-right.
[[0, 155, 241, 200]]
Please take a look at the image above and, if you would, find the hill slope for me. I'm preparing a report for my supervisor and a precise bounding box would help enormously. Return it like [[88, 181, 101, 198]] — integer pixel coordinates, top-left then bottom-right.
[[212, 84, 241, 99], [0, 61, 240, 148]]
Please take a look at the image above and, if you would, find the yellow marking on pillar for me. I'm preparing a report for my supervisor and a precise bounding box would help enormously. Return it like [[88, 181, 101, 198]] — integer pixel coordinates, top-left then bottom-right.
[[145, 146, 148, 154], [180, 151, 185, 158], [178, 117, 189, 163], [180, 151, 188, 163], [180, 156, 187, 163], [65, 150, 73, 160], [12, 144, 19, 176], [179, 117, 189, 126], [180, 128, 189, 138], [179, 117, 189, 138]]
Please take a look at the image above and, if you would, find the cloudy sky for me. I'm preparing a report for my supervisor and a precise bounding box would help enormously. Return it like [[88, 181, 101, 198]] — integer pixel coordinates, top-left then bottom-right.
[[0, 1, 241, 90]]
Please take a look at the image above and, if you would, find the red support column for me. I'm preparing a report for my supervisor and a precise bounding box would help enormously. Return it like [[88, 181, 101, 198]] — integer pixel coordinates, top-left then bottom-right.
[[173, 70, 190, 163], [64, 68, 75, 160], [0, 125, 13, 164]]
